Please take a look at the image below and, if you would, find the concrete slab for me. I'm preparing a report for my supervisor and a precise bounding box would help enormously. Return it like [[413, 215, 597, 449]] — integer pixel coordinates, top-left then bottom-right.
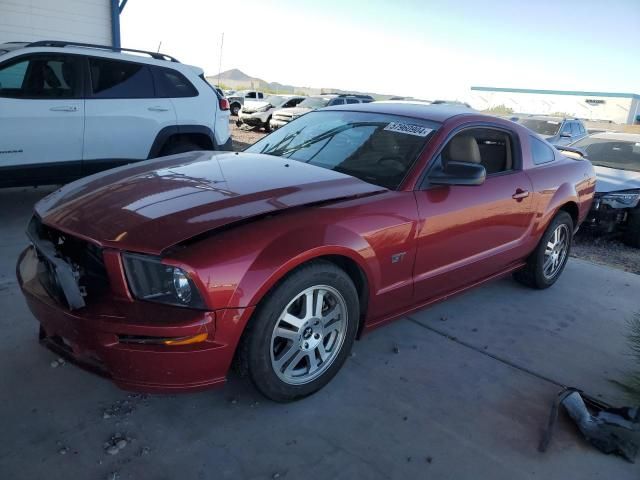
[[0, 187, 638, 479]]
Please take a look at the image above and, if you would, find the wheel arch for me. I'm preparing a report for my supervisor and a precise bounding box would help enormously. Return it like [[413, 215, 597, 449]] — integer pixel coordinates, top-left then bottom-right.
[[148, 125, 215, 158]]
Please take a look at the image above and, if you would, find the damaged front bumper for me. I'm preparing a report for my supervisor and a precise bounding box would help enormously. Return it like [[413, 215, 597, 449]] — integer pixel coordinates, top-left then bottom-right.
[[585, 193, 639, 234], [16, 243, 254, 393]]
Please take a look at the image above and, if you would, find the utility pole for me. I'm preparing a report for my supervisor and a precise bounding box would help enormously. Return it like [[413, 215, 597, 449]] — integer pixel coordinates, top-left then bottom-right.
[[217, 32, 224, 87]]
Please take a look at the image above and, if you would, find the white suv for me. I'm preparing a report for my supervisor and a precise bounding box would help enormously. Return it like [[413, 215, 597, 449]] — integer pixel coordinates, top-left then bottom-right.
[[0, 41, 231, 188]]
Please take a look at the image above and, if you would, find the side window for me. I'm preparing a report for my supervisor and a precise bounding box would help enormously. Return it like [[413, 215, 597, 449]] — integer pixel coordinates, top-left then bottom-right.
[[346, 98, 359, 104], [561, 122, 572, 135], [578, 123, 586, 134], [258, 92, 264, 99], [441, 128, 515, 175], [329, 98, 345, 106], [246, 91, 256, 99], [89, 58, 154, 98], [530, 136, 556, 165], [570, 122, 580, 135], [0, 55, 80, 99], [282, 99, 297, 108], [152, 67, 197, 97]]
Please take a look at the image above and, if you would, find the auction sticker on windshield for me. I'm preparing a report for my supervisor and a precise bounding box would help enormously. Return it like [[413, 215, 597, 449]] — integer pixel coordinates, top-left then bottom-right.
[[384, 122, 432, 137]]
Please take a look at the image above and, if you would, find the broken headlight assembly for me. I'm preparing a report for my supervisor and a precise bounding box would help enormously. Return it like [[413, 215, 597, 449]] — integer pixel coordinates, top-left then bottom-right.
[[122, 253, 206, 309], [599, 190, 640, 209]]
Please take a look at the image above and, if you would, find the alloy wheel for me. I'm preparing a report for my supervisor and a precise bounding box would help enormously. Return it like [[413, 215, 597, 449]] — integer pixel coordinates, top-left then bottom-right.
[[270, 285, 348, 385], [543, 223, 570, 279]]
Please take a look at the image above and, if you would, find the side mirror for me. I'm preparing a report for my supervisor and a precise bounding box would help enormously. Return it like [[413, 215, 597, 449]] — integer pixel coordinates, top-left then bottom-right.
[[428, 161, 486, 186]]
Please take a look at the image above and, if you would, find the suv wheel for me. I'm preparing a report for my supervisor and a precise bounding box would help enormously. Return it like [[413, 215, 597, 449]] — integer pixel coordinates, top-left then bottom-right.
[[241, 261, 359, 402], [231, 103, 241, 116], [160, 140, 202, 156]]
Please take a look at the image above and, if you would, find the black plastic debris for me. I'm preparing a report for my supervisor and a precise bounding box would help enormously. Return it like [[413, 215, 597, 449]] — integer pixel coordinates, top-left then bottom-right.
[[539, 387, 640, 463]]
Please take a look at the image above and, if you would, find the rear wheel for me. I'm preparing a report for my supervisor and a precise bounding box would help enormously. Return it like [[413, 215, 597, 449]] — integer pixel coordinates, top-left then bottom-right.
[[231, 103, 241, 116], [514, 211, 573, 289], [242, 261, 359, 402], [160, 140, 202, 156], [623, 208, 640, 248]]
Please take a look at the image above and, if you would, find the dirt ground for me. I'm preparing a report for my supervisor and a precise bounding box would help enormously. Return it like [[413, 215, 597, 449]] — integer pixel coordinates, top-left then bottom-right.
[[229, 117, 640, 275], [572, 232, 640, 275], [230, 117, 266, 151]]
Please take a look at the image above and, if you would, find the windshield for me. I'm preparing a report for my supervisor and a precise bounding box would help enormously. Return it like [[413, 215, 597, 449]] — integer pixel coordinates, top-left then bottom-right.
[[246, 111, 439, 189], [572, 137, 640, 172], [520, 119, 562, 136], [265, 95, 288, 107], [297, 96, 331, 109]]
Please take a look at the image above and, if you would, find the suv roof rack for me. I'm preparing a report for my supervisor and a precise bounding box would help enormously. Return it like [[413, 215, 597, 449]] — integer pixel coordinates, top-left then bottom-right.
[[26, 40, 180, 62]]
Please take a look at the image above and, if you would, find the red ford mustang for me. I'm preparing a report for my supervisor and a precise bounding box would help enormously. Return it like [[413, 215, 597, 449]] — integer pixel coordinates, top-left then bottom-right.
[[17, 103, 596, 401]]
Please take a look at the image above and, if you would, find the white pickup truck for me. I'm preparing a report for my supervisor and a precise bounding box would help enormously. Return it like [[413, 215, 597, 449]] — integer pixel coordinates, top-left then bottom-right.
[[227, 90, 266, 116]]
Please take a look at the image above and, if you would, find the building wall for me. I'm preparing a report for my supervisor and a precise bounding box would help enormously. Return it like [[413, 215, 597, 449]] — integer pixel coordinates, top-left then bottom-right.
[[0, 0, 112, 46], [469, 89, 638, 125]]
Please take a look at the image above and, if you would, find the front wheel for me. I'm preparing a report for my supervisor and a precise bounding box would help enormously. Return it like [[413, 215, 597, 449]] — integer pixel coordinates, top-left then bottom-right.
[[242, 261, 359, 402], [514, 211, 573, 289]]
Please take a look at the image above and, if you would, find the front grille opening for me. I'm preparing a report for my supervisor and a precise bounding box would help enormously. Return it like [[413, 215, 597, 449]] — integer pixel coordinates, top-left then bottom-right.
[[31, 216, 110, 306]]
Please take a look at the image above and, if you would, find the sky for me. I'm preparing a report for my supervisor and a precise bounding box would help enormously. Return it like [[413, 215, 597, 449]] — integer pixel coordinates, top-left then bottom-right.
[[121, 0, 640, 101]]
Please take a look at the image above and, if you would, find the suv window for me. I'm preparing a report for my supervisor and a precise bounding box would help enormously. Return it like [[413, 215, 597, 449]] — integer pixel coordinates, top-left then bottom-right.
[[152, 67, 197, 97], [329, 98, 345, 106], [346, 98, 359, 104], [0, 54, 81, 99], [89, 58, 154, 99], [530, 136, 556, 165]]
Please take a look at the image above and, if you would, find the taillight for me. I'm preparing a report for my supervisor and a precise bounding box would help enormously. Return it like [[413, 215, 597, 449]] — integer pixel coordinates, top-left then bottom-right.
[[219, 98, 230, 111]]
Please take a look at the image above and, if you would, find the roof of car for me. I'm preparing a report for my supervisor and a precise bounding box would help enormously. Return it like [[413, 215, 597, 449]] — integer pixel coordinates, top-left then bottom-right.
[[323, 101, 476, 122], [525, 115, 581, 122], [586, 131, 640, 142]]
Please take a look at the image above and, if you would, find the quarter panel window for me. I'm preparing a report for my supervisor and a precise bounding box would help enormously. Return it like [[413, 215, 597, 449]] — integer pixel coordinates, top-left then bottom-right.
[[89, 58, 154, 99], [0, 55, 80, 99], [530, 136, 556, 165], [152, 67, 197, 97]]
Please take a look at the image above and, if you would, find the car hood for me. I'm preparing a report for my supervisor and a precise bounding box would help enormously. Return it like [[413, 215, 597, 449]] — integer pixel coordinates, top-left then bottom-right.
[[275, 107, 313, 117], [243, 100, 270, 111], [35, 151, 386, 255], [593, 165, 640, 193]]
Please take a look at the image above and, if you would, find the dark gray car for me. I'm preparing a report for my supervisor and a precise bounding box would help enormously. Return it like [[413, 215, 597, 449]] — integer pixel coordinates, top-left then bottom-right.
[[519, 116, 588, 146]]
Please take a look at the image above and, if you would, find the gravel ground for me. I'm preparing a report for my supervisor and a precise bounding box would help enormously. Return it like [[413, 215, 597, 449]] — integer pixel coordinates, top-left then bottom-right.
[[228, 118, 639, 276], [572, 231, 640, 275], [230, 117, 266, 151]]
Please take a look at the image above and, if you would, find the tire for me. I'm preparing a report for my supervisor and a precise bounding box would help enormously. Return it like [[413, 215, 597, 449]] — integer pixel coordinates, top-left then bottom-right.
[[264, 117, 272, 132], [623, 208, 640, 248], [241, 261, 359, 402], [514, 211, 573, 289], [160, 140, 202, 156], [231, 103, 241, 116]]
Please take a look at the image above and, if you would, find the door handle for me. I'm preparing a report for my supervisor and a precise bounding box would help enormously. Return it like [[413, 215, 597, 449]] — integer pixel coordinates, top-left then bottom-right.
[[49, 106, 78, 112], [512, 189, 530, 201], [148, 106, 169, 112]]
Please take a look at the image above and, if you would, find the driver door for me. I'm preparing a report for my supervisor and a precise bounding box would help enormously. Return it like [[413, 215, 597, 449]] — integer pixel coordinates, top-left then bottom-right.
[[412, 126, 535, 303]]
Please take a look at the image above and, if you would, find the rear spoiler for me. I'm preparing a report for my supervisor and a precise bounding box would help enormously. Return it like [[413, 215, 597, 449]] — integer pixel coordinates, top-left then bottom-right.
[[555, 145, 588, 159]]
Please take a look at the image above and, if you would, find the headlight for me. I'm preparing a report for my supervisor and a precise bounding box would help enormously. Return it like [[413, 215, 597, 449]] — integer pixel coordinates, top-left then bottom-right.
[[122, 253, 206, 309], [256, 104, 272, 112], [600, 190, 640, 208]]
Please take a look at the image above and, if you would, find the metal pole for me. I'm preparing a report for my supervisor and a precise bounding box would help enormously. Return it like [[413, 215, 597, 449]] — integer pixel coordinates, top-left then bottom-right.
[[217, 32, 224, 87]]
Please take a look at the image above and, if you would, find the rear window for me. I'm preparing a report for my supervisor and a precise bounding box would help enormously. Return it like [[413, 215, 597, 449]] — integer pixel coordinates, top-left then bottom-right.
[[246, 110, 439, 189], [521, 119, 561, 136], [530, 136, 556, 165], [89, 58, 154, 98], [152, 67, 197, 97]]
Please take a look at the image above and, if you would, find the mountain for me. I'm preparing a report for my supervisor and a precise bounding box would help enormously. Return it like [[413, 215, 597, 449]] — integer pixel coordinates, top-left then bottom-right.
[[206, 69, 406, 100]]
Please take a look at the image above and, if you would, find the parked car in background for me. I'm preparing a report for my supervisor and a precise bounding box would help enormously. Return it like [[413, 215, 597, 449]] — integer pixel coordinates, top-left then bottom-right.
[[18, 102, 595, 402], [270, 93, 374, 130], [238, 95, 305, 131], [519, 116, 587, 146], [226, 90, 266, 116], [0, 40, 231, 188], [571, 132, 640, 246]]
